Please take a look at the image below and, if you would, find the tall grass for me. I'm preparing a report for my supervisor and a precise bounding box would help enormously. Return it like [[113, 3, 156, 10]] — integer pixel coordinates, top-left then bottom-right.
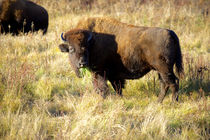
[[0, 0, 209, 139]]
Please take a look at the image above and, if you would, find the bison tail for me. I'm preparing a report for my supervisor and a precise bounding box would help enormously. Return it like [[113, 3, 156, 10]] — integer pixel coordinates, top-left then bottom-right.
[[170, 30, 184, 78], [175, 47, 184, 78]]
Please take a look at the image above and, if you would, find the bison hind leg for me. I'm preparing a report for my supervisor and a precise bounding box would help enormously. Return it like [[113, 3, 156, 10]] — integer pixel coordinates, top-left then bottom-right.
[[157, 73, 169, 103], [110, 79, 125, 96], [158, 72, 179, 103], [171, 77, 179, 102]]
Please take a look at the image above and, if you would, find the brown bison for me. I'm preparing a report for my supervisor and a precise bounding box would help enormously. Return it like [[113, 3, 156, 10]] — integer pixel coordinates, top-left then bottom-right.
[[59, 17, 183, 103], [0, 0, 48, 34]]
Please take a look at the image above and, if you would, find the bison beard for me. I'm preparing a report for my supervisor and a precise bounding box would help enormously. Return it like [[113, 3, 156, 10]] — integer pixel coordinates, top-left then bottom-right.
[[59, 18, 184, 103]]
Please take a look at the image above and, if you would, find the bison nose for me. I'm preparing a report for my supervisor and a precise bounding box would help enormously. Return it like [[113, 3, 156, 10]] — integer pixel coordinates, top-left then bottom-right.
[[78, 59, 88, 68]]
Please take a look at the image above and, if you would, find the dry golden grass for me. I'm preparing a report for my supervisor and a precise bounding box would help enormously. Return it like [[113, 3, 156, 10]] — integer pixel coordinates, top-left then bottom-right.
[[0, 0, 209, 139]]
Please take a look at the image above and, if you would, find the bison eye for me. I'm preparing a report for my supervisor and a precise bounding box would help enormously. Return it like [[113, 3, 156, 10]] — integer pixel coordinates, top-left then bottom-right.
[[69, 46, 75, 53]]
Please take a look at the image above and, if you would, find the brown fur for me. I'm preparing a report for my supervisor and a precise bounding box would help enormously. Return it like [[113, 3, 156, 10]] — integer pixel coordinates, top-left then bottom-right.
[[60, 17, 184, 103], [0, 0, 48, 34]]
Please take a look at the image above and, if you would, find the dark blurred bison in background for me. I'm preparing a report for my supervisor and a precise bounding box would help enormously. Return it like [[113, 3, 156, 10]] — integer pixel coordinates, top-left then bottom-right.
[[59, 17, 184, 103], [0, 0, 48, 34]]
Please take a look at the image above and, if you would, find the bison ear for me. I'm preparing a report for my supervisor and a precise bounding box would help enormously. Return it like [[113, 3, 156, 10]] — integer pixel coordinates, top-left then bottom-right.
[[59, 44, 69, 52]]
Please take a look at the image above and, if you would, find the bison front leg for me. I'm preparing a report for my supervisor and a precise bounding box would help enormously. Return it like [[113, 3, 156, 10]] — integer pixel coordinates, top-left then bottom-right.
[[110, 79, 125, 96], [92, 73, 109, 97]]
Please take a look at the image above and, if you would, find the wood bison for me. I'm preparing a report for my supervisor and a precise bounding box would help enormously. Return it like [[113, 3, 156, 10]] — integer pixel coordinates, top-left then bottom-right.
[[59, 17, 184, 103], [0, 0, 48, 34]]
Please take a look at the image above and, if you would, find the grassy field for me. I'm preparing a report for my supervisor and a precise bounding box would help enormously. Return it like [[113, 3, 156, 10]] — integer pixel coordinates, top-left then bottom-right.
[[0, 0, 209, 139]]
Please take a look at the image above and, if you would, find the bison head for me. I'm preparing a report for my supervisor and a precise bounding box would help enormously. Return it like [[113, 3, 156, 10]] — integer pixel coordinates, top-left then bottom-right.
[[59, 29, 93, 78]]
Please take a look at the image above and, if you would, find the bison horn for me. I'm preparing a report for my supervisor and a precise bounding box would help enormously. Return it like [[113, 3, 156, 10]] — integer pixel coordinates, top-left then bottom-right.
[[61, 33, 67, 42], [87, 32, 93, 42]]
